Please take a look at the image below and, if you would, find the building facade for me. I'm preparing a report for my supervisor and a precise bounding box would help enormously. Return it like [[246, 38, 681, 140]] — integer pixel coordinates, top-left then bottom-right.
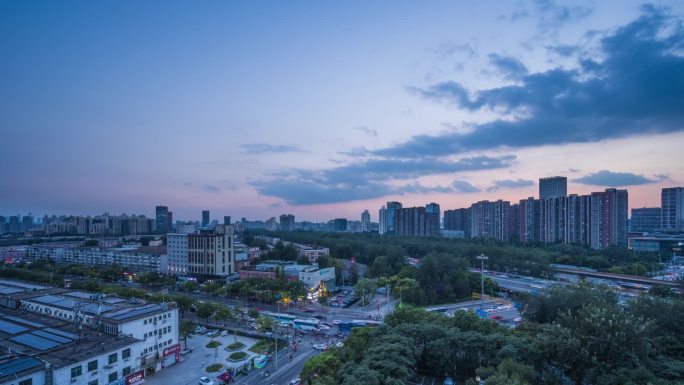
[[539, 176, 568, 200], [590, 189, 628, 249], [661, 187, 684, 231], [187, 225, 234, 276], [630, 207, 661, 233]]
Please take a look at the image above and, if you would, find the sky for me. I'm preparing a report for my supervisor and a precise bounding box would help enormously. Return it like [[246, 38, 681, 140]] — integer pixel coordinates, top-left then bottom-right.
[[1, 1, 683, 222]]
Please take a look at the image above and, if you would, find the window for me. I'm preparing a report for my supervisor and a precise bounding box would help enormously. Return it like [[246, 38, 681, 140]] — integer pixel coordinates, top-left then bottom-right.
[[108, 372, 118, 383], [71, 365, 82, 379], [123, 366, 131, 376], [88, 380, 98, 385], [87, 360, 98, 372], [108, 353, 117, 365], [19, 379, 32, 385], [122, 348, 131, 359]]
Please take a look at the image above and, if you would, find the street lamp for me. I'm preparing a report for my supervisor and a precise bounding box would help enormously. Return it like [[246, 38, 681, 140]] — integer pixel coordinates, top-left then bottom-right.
[[476, 254, 489, 298]]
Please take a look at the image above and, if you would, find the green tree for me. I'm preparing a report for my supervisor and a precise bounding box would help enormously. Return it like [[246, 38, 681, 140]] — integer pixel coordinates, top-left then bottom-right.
[[248, 307, 260, 319], [355, 278, 377, 307], [301, 352, 342, 385], [196, 302, 217, 322], [214, 305, 232, 327], [256, 316, 274, 332], [179, 320, 194, 349]]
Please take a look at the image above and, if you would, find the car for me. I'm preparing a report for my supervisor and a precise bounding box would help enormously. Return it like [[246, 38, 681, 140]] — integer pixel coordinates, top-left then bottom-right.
[[313, 344, 325, 350], [220, 330, 229, 336], [335, 341, 344, 348], [332, 319, 341, 325], [318, 325, 330, 330], [199, 376, 214, 385], [314, 315, 325, 319], [490, 315, 503, 320], [303, 308, 315, 313], [289, 378, 302, 385], [181, 346, 194, 355]]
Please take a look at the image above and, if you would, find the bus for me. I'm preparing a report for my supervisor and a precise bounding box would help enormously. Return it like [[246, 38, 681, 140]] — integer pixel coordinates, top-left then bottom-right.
[[262, 311, 297, 326], [293, 318, 320, 331]]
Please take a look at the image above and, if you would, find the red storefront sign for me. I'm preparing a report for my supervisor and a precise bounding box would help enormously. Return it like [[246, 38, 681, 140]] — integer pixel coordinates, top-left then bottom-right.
[[163, 343, 181, 361], [125, 370, 144, 385]]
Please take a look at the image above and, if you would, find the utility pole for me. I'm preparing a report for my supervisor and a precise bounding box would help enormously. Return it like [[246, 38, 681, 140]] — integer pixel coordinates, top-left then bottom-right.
[[476, 254, 489, 298]]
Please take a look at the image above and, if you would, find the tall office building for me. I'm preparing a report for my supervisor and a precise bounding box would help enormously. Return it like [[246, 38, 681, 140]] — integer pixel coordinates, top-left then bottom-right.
[[425, 202, 441, 236], [202, 210, 210, 227], [224, 216, 232, 225], [333, 218, 348, 232], [155, 205, 170, 233], [361, 210, 371, 232], [385, 201, 403, 235], [630, 207, 661, 233], [21, 215, 33, 232], [590, 189, 628, 249], [378, 206, 387, 235], [661, 187, 684, 231], [187, 224, 234, 276], [395, 207, 427, 237], [279, 214, 295, 231], [0, 216, 5, 235], [539, 176, 568, 200], [8, 216, 20, 233]]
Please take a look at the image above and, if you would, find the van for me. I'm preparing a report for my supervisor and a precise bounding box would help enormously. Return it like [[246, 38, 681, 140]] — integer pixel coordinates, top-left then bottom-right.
[[220, 330, 229, 337]]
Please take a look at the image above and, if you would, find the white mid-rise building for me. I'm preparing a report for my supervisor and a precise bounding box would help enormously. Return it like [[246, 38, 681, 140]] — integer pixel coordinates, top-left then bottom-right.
[[166, 233, 189, 275], [187, 225, 235, 276]]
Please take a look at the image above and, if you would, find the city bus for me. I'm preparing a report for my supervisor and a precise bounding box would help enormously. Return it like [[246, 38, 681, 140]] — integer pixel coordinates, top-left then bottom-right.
[[262, 311, 297, 326], [293, 318, 320, 331]]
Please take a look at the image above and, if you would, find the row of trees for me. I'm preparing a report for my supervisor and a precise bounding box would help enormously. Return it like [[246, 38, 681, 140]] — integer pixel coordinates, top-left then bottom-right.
[[303, 284, 684, 385], [251, 230, 665, 278]]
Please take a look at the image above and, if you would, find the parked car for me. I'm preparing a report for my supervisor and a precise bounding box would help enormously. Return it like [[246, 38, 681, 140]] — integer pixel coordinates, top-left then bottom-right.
[[181, 346, 194, 355], [332, 320, 341, 325], [289, 378, 302, 385], [199, 376, 214, 385], [220, 330, 229, 336]]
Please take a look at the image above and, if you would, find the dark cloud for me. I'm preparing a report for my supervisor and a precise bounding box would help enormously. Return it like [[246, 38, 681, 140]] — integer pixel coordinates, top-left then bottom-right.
[[352, 126, 378, 137], [535, 0, 593, 33], [499, 9, 530, 22], [387, 6, 684, 158], [487, 179, 534, 192], [574, 170, 664, 187], [452, 180, 481, 193], [488, 54, 528, 79], [241, 143, 305, 154], [251, 155, 514, 204], [203, 185, 221, 193]]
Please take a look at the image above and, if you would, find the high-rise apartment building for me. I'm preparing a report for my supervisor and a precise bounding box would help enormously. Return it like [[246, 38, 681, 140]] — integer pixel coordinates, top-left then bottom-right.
[[443, 208, 471, 237], [425, 202, 441, 236], [630, 207, 661, 233], [518, 197, 539, 243], [661, 187, 684, 231], [187, 224, 234, 276], [539, 176, 568, 200], [395, 207, 427, 237], [155, 205, 170, 233], [378, 206, 387, 235], [470, 200, 510, 241], [279, 214, 295, 231], [385, 201, 402, 235], [590, 189, 628, 249], [566, 194, 592, 245], [0, 216, 5, 235], [361, 210, 371, 232], [202, 210, 210, 227]]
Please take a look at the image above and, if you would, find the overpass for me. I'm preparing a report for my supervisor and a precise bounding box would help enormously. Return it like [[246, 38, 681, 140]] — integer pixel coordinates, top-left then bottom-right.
[[552, 267, 679, 287]]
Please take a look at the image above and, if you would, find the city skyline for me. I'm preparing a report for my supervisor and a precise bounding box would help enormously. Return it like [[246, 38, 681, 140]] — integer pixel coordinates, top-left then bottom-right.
[[2, 1, 684, 221]]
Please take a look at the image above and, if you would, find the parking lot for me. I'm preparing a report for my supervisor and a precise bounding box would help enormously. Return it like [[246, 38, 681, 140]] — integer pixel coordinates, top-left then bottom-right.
[[145, 333, 261, 385]]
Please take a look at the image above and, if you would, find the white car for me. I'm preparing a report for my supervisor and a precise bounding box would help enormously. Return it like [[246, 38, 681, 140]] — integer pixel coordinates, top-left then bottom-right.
[[199, 377, 214, 385], [318, 325, 330, 330], [332, 320, 341, 325], [313, 344, 326, 350]]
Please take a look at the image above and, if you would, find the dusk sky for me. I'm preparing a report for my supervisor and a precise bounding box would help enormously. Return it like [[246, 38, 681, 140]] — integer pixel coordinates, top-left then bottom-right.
[[1, 1, 683, 222]]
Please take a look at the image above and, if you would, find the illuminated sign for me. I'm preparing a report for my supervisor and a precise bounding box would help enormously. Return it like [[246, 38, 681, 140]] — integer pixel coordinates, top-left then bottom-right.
[[125, 370, 144, 385]]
